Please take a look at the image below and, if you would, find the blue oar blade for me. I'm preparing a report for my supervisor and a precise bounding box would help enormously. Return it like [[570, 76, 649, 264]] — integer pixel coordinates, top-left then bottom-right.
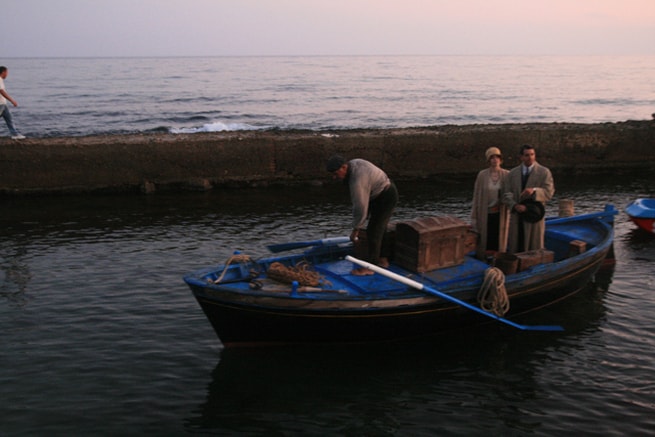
[[519, 324, 565, 332], [422, 284, 565, 332], [267, 236, 350, 253]]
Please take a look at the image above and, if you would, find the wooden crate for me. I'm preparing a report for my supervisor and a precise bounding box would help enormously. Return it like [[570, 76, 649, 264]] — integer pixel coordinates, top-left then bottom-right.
[[568, 240, 587, 257], [494, 252, 519, 275], [394, 216, 468, 273], [515, 249, 555, 272]]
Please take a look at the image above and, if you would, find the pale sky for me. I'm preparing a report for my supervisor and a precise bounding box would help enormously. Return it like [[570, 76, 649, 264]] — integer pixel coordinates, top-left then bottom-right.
[[2, 0, 654, 57]]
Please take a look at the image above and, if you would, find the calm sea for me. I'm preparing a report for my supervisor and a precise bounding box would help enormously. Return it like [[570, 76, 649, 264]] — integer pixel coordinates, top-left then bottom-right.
[[1, 174, 655, 435], [3, 55, 655, 137], [2, 56, 654, 435]]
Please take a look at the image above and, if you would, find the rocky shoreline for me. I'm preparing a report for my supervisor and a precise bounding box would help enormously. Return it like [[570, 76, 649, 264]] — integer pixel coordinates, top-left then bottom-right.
[[1, 120, 654, 196]]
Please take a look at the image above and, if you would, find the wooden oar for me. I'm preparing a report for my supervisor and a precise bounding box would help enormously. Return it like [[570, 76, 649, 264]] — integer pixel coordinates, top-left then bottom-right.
[[267, 236, 351, 253], [345, 255, 564, 332]]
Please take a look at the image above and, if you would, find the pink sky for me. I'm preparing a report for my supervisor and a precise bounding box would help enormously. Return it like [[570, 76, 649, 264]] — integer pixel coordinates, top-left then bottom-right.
[[2, 0, 654, 57]]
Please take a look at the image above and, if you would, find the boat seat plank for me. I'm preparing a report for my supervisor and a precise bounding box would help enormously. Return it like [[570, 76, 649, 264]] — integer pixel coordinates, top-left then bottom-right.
[[315, 260, 406, 295]]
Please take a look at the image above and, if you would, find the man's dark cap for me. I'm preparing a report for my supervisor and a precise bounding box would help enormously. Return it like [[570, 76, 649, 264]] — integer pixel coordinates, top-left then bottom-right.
[[326, 155, 346, 172]]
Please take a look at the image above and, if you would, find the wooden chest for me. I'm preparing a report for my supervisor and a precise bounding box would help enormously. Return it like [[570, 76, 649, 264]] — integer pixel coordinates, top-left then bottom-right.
[[515, 249, 555, 272], [394, 216, 468, 273]]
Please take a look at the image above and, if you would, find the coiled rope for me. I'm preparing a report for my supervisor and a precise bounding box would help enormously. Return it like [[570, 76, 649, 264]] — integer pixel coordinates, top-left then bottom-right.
[[267, 261, 331, 287], [477, 266, 510, 316], [213, 254, 259, 284]]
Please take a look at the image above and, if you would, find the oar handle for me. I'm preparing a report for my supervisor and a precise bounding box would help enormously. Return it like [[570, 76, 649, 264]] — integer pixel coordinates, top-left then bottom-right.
[[345, 256, 424, 290]]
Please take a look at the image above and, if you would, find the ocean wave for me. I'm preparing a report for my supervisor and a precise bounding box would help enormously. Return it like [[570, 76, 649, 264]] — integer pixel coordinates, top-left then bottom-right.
[[169, 121, 267, 134]]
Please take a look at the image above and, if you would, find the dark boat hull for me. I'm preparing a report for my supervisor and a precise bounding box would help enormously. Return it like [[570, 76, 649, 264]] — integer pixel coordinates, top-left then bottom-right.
[[185, 210, 615, 346]]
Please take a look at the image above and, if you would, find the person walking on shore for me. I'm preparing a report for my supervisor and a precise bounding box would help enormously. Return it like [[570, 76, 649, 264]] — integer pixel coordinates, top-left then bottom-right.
[[0, 66, 25, 140], [502, 144, 554, 253], [327, 155, 398, 276]]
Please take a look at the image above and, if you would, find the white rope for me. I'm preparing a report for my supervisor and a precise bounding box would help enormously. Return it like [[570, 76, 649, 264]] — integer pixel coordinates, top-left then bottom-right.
[[477, 267, 510, 316]]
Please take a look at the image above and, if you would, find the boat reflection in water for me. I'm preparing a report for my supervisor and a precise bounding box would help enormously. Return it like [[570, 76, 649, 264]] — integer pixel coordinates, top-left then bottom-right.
[[186, 264, 615, 434]]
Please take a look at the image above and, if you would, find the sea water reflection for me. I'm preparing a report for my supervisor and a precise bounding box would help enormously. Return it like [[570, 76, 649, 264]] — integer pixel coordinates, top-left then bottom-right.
[[187, 280, 613, 435], [1, 174, 654, 435]]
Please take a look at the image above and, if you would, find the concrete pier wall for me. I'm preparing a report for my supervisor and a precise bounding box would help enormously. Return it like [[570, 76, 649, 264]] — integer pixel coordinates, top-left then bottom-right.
[[1, 120, 654, 195]]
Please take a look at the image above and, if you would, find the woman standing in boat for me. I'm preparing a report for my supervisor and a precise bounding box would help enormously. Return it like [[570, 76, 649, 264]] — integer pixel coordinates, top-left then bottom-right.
[[327, 155, 398, 276], [471, 147, 510, 259]]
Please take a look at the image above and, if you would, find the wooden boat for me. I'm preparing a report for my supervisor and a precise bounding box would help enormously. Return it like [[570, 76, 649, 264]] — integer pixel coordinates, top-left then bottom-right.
[[184, 205, 617, 346], [625, 198, 655, 235]]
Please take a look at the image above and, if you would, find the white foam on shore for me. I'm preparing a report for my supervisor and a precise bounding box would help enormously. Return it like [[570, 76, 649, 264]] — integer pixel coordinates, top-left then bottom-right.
[[170, 121, 266, 134]]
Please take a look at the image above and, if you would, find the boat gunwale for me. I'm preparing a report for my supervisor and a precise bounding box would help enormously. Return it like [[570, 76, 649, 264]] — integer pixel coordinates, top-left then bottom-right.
[[185, 218, 614, 313], [625, 198, 655, 219]]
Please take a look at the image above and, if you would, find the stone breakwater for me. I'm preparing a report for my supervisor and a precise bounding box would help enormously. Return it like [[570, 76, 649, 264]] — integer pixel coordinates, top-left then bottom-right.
[[1, 120, 654, 195]]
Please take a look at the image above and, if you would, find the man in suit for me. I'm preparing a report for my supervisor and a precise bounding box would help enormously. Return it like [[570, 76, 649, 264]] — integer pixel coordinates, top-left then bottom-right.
[[502, 144, 555, 253]]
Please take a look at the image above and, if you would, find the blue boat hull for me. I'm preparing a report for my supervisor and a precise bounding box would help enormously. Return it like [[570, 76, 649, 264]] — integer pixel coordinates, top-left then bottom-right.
[[625, 198, 655, 234], [184, 208, 616, 346]]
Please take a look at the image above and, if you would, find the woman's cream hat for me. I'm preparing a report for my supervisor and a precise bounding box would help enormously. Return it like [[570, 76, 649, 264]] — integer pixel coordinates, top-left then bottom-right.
[[485, 147, 502, 161]]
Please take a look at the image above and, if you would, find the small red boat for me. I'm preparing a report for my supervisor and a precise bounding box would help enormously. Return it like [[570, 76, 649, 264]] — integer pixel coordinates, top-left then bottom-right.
[[625, 198, 655, 235]]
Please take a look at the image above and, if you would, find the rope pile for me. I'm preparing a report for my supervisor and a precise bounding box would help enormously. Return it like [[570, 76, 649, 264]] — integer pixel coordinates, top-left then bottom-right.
[[213, 254, 259, 284], [267, 261, 329, 287], [477, 266, 510, 316]]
